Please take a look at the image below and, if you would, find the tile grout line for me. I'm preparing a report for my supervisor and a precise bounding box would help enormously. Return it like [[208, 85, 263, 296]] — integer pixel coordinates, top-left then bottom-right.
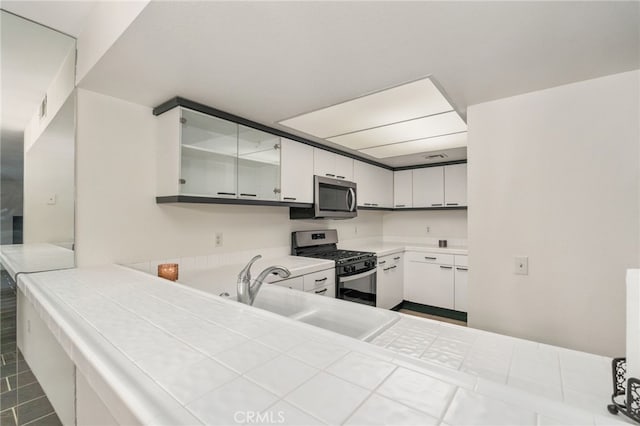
[[11, 407, 17, 425], [21, 409, 56, 426]]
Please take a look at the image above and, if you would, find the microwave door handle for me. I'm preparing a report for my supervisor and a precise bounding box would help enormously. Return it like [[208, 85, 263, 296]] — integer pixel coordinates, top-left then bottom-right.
[[348, 188, 356, 211]]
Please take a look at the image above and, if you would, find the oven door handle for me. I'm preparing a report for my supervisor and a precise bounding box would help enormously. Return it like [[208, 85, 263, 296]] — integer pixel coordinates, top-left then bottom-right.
[[339, 268, 376, 283]]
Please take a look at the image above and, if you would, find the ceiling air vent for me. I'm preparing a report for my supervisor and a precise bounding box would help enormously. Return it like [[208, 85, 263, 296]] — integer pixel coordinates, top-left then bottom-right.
[[424, 153, 448, 160]]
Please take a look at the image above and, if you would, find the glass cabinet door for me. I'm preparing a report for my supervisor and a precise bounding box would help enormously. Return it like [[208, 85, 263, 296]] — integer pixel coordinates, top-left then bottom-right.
[[237, 125, 281, 201], [180, 108, 238, 197]]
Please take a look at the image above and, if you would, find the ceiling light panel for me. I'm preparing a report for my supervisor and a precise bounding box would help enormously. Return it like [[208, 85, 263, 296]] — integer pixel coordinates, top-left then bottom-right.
[[360, 132, 467, 158], [328, 111, 466, 150], [279, 78, 454, 138]]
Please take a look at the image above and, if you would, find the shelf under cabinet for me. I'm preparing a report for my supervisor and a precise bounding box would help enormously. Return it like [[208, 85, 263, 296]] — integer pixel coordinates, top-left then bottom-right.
[[156, 195, 313, 208]]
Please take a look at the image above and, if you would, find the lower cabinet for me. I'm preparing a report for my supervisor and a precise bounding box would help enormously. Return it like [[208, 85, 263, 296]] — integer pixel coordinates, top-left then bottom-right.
[[376, 253, 404, 309], [272, 268, 336, 298], [404, 252, 468, 312]]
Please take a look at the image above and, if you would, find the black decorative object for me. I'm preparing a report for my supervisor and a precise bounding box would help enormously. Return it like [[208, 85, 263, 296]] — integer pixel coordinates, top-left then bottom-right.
[[608, 357, 640, 423]]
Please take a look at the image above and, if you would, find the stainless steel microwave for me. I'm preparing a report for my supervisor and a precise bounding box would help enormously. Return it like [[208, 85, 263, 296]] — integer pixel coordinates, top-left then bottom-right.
[[289, 176, 357, 219]]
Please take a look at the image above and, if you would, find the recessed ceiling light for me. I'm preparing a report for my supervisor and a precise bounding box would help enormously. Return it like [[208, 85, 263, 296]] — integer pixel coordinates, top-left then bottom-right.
[[327, 111, 466, 150], [359, 132, 467, 159], [278, 77, 455, 138]]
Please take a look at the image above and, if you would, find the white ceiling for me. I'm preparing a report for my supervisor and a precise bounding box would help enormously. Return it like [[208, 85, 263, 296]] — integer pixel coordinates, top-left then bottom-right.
[[75, 1, 639, 167], [0, 1, 94, 38]]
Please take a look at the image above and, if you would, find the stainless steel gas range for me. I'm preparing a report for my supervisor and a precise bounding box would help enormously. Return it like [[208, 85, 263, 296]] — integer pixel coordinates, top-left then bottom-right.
[[291, 229, 377, 306]]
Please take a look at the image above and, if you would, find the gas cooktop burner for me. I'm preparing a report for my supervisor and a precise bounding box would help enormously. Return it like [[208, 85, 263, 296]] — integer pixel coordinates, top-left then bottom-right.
[[302, 249, 375, 265]]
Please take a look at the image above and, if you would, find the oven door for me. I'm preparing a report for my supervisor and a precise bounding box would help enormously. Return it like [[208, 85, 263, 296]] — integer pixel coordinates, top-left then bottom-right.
[[337, 268, 376, 306]]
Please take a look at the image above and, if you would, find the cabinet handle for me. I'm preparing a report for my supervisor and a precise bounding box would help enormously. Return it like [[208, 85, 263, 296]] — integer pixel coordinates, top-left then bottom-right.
[[378, 260, 386, 265], [336, 175, 345, 179], [431, 203, 443, 207], [314, 277, 328, 283], [179, 178, 186, 184], [325, 173, 335, 177], [446, 203, 459, 206], [240, 193, 257, 197], [395, 204, 405, 207], [440, 265, 453, 270], [424, 256, 437, 260], [315, 288, 328, 295], [283, 197, 297, 201], [456, 267, 468, 271], [393, 256, 401, 260], [372, 203, 379, 207], [217, 192, 236, 196], [383, 265, 397, 271]]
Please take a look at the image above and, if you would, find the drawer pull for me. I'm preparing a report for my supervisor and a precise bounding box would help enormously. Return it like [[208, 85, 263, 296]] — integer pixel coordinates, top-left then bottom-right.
[[372, 203, 379, 207], [283, 197, 297, 200], [314, 277, 328, 283], [378, 260, 386, 265], [217, 192, 236, 196], [395, 204, 405, 208], [393, 256, 401, 260], [424, 256, 437, 260], [446, 203, 459, 206], [240, 193, 257, 197], [315, 288, 328, 295], [383, 265, 397, 271], [456, 267, 468, 271], [336, 175, 345, 179], [431, 203, 443, 207], [325, 173, 335, 177], [440, 265, 453, 270]]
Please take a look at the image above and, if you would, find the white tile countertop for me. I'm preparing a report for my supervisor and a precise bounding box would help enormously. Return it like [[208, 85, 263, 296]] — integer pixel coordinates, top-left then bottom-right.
[[18, 265, 630, 425], [0, 243, 75, 280], [339, 240, 468, 257], [178, 255, 335, 297]]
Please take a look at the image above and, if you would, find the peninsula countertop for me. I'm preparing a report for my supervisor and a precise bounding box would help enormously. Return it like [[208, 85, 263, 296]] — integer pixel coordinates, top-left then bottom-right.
[[0, 243, 75, 280], [17, 265, 627, 425]]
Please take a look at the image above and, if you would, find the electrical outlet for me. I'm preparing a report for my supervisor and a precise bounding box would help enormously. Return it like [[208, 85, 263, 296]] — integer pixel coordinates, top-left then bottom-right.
[[426, 226, 431, 234], [515, 256, 529, 275], [27, 319, 31, 333], [215, 232, 223, 247], [47, 194, 57, 205]]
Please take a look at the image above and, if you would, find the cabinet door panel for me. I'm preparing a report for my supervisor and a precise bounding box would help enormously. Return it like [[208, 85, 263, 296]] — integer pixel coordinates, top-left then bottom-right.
[[394, 170, 413, 208], [444, 164, 467, 207], [404, 261, 454, 309], [334, 154, 354, 181], [353, 161, 375, 206], [377, 167, 394, 207], [238, 125, 281, 200], [454, 267, 468, 312], [314, 149, 335, 178], [413, 167, 444, 207], [281, 139, 314, 203]]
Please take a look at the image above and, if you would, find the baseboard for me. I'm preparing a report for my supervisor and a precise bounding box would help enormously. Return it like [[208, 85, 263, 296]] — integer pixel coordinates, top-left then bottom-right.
[[394, 300, 467, 322]]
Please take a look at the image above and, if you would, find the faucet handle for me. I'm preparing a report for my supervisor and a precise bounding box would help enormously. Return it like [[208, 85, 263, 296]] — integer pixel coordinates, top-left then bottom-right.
[[238, 254, 262, 282]]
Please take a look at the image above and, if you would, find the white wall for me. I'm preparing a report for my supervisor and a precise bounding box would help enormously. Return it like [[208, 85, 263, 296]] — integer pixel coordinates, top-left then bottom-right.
[[467, 70, 640, 357], [23, 95, 75, 244], [75, 89, 383, 267], [383, 210, 467, 243]]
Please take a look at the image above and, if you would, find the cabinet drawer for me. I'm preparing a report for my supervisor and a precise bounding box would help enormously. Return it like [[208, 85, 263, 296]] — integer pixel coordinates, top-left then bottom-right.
[[454, 255, 468, 267], [405, 251, 454, 265], [272, 276, 304, 291], [306, 283, 335, 298], [303, 269, 335, 291]]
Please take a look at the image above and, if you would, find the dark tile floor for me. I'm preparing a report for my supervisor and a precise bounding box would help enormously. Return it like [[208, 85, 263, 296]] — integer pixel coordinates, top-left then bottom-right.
[[1, 270, 61, 426]]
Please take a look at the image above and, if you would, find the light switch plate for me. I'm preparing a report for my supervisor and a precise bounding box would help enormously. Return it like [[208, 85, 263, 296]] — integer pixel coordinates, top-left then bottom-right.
[[515, 256, 528, 275]]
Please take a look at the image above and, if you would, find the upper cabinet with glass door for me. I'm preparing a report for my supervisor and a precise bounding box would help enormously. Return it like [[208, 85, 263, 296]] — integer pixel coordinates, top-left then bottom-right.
[[156, 107, 282, 202]]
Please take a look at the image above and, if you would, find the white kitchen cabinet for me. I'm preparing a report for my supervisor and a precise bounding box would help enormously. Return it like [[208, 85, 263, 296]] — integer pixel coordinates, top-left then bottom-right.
[[376, 253, 404, 309], [272, 275, 304, 291], [313, 148, 353, 181], [412, 166, 444, 207], [354, 160, 393, 208], [280, 138, 314, 203], [156, 107, 281, 201], [454, 264, 468, 312], [444, 163, 467, 207], [393, 170, 413, 208]]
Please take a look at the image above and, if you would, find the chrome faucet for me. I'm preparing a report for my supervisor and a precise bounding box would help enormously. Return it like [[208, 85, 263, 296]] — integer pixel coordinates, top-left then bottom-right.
[[237, 255, 291, 305]]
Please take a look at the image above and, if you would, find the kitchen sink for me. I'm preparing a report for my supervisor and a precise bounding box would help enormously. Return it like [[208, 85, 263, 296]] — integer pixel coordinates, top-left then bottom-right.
[[235, 285, 400, 341]]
